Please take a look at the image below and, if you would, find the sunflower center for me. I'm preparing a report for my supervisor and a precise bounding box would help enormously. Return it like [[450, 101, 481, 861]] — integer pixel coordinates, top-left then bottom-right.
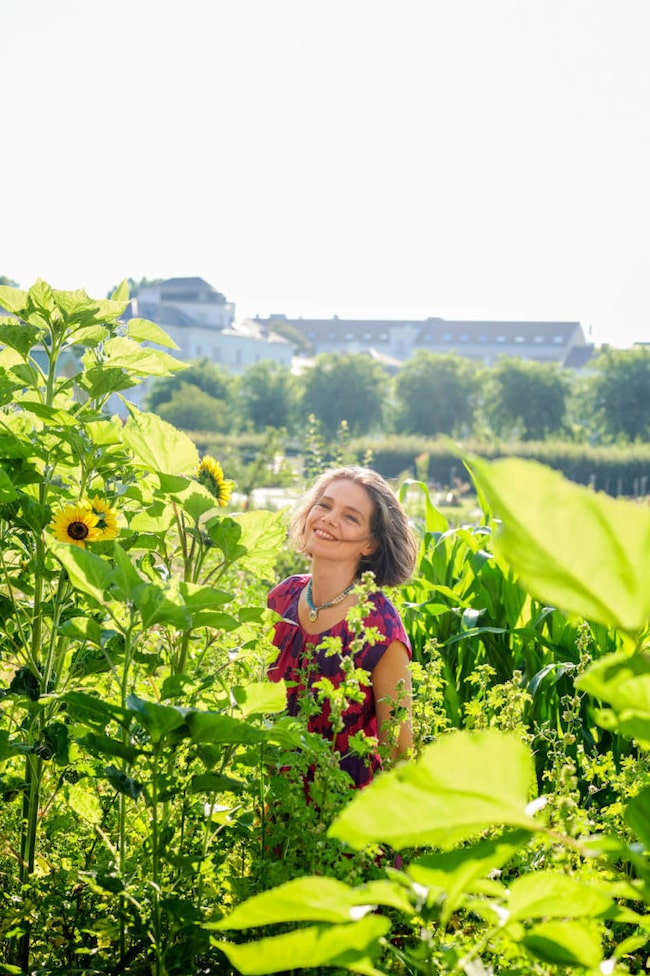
[[67, 521, 90, 540]]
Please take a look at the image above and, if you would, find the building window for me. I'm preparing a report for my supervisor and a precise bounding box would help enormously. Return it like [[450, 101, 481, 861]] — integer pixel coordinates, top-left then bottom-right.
[[496, 336, 506, 343]]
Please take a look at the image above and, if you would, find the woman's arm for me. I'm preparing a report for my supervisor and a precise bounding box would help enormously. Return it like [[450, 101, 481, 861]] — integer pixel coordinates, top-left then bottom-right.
[[372, 639, 413, 762]]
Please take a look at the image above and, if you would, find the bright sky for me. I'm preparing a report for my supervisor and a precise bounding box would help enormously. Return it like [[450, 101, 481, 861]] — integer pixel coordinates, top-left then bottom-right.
[[3, 0, 649, 348]]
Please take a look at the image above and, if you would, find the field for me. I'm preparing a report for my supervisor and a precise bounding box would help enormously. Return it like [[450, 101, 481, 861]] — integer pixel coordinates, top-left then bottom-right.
[[0, 282, 649, 975]]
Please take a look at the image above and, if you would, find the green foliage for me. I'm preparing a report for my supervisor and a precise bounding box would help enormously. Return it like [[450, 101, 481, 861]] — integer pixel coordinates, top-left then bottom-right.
[[349, 433, 650, 496], [481, 356, 571, 441], [237, 360, 297, 433], [581, 345, 650, 442], [1, 279, 649, 976], [156, 381, 230, 432], [301, 353, 387, 438], [394, 351, 478, 436], [215, 460, 650, 975], [145, 355, 234, 413]]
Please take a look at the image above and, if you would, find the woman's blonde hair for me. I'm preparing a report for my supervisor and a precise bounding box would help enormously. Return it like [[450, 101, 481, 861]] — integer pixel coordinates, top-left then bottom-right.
[[289, 466, 418, 587]]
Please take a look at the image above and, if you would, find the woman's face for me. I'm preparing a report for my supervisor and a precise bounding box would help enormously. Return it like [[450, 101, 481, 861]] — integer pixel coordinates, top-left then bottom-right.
[[305, 478, 376, 562]]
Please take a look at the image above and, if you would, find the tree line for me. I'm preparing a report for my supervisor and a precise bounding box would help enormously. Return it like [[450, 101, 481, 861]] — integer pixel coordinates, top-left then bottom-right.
[[145, 346, 650, 445]]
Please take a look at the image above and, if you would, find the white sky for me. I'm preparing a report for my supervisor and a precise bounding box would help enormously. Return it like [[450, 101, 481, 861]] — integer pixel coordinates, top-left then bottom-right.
[[2, 0, 649, 348]]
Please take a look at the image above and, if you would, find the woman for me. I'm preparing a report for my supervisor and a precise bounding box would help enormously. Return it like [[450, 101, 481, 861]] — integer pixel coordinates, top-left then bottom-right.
[[267, 466, 417, 788]]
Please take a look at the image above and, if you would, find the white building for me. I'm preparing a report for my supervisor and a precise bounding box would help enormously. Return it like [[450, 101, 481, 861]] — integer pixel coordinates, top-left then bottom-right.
[[132, 277, 292, 372]]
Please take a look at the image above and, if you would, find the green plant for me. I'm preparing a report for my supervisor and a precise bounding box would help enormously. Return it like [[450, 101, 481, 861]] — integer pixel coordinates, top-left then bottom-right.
[[0, 280, 290, 974], [212, 458, 650, 975]]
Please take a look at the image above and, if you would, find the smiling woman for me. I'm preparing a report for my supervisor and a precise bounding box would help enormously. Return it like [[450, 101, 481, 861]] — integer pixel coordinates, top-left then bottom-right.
[[267, 466, 418, 788]]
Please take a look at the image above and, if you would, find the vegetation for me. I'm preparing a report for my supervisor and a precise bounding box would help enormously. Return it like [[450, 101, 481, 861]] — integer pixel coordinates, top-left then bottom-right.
[[394, 350, 478, 437], [0, 280, 648, 976], [480, 356, 571, 441]]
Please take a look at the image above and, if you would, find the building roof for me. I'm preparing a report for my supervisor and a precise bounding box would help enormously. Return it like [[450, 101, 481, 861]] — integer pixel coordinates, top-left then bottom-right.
[[159, 276, 212, 289], [256, 315, 587, 347]]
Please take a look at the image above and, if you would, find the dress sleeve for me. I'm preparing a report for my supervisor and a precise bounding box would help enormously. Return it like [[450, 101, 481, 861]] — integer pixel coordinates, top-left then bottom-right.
[[355, 593, 411, 673], [267, 575, 307, 684]]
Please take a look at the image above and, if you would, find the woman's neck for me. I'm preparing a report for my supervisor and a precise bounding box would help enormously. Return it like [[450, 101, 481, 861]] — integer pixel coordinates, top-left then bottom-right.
[[309, 560, 358, 604]]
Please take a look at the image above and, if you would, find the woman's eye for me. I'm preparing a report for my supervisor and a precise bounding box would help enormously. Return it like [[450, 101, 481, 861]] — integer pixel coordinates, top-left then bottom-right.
[[346, 514, 360, 523]]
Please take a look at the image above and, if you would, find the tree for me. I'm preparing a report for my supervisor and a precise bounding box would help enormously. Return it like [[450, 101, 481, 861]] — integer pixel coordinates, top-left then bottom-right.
[[238, 361, 297, 433], [155, 383, 229, 432], [483, 357, 571, 441], [394, 352, 477, 436], [581, 346, 650, 442], [301, 353, 387, 438], [145, 357, 234, 412]]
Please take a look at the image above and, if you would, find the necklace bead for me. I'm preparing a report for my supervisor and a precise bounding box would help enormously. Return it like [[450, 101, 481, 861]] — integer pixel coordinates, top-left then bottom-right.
[[305, 578, 357, 622]]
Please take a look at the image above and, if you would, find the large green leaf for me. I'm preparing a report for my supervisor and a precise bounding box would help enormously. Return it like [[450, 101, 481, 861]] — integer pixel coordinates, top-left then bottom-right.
[[0, 321, 45, 356], [329, 730, 539, 851], [398, 478, 449, 533], [469, 456, 650, 637], [82, 366, 137, 397], [121, 404, 199, 476], [231, 681, 288, 718], [95, 336, 185, 377], [408, 830, 531, 923], [506, 871, 614, 921], [211, 876, 410, 930], [126, 694, 188, 744], [63, 690, 131, 730], [0, 284, 28, 314], [213, 915, 390, 976], [185, 712, 265, 746], [65, 782, 103, 825], [126, 316, 180, 350], [132, 581, 193, 629], [46, 538, 115, 605], [221, 509, 287, 576], [576, 650, 650, 748], [625, 786, 650, 849], [518, 919, 603, 968]]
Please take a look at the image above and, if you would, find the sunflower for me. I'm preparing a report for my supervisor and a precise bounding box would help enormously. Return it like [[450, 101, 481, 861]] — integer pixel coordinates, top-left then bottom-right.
[[195, 456, 235, 507], [87, 495, 119, 541], [50, 504, 101, 548]]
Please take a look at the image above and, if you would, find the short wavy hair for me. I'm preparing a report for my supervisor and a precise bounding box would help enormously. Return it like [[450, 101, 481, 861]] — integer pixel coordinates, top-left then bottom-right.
[[289, 466, 418, 588]]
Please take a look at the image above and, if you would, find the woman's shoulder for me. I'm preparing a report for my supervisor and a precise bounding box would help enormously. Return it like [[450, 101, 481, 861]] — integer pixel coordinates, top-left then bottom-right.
[[365, 589, 401, 620], [364, 590, 411, 650], [268, 574, 309, 609]]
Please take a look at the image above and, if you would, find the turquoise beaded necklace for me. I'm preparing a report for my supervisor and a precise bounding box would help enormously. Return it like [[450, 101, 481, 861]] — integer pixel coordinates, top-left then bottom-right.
[[305, 578, 357, 622]]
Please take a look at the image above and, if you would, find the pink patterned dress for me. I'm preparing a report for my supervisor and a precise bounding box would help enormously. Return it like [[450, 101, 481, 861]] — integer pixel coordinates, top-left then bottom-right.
[[267, 574, 411, 788]]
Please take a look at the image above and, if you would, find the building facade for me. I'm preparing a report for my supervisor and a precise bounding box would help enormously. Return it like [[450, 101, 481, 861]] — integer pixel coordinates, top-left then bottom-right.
[[254, 314, 594, 368], [132, 277, 292, 372]]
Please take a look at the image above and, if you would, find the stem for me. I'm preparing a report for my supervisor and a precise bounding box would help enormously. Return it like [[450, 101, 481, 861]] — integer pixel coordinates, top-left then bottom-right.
[[150, 744, 162, 976], [17, 751, 43, 973], [118, 615, 137, 963]]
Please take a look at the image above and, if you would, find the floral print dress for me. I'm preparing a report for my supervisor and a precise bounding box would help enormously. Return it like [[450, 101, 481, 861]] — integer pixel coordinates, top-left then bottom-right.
[[267, 574, 411, 788]]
